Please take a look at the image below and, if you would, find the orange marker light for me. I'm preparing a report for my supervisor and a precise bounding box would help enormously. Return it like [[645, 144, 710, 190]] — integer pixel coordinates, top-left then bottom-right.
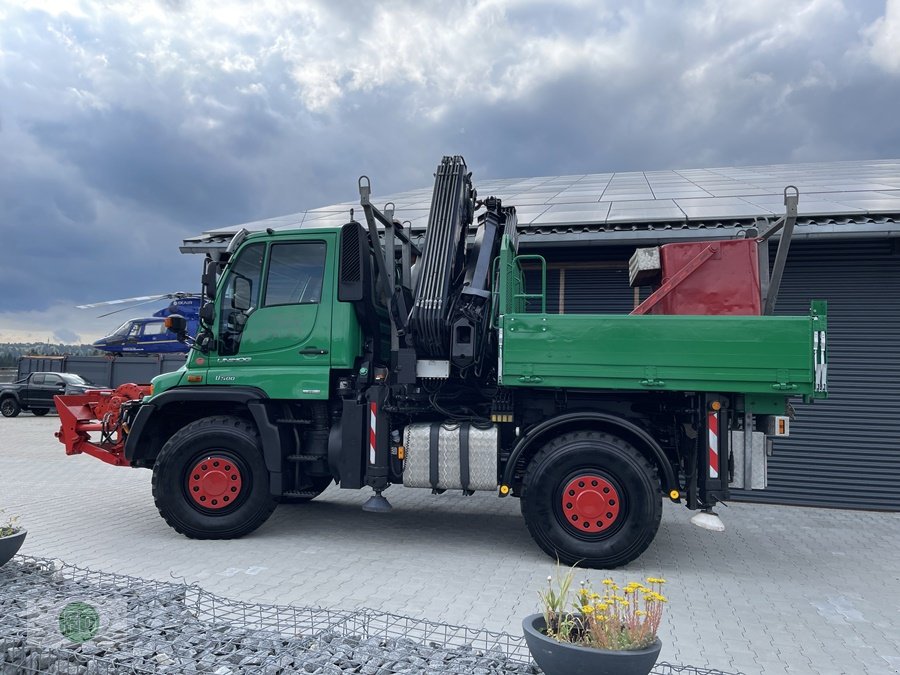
[[711, 400, 722, 411]]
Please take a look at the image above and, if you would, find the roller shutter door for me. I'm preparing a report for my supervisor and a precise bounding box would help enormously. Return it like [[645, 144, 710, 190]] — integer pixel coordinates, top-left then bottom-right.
[[734, 240, 900, 510]]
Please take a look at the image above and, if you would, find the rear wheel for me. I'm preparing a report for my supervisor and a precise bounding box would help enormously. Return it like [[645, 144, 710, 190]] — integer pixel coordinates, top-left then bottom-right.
[[520, 430, 662, 569], [1, 398, 21, 418], [31, 408, 50, 417], [152, 416, 277, 539]]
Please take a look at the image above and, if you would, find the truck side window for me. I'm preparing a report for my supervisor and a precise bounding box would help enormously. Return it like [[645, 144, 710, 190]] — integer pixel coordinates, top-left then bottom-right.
[[31, 374, 45, 385], [264, 242, 327, 306], [218, 243, 265, 356]]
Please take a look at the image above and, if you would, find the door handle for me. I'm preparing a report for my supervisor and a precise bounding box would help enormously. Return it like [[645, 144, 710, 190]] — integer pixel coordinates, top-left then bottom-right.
[[299, 347, 328, 355]]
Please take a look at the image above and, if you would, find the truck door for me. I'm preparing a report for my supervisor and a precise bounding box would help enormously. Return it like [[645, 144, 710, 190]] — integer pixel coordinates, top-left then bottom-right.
[[22, 373, 42, 406], [31, 373, 62, 408], [208, 236, 334, 399]]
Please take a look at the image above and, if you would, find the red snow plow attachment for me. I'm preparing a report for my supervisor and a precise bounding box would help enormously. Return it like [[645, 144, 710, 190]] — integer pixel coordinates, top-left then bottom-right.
[[54, 384, 150, 466]]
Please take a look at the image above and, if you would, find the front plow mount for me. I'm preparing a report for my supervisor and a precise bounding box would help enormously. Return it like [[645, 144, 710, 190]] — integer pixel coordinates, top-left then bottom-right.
[[54, 384, 150, 466]]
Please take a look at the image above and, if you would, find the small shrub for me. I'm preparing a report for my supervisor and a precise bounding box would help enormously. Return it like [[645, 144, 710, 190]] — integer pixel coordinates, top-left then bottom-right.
[[0, 511, 21, 537], [538, 565, 667, 651]]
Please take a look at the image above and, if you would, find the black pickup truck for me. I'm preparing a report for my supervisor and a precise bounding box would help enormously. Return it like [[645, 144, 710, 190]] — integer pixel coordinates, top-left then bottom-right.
[[0, 372, 95, 417]]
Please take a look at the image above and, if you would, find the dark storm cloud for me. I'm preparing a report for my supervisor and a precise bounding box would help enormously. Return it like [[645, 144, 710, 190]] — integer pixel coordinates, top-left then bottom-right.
[[29, 109, 258, 226], [0, 0, 898, 340]]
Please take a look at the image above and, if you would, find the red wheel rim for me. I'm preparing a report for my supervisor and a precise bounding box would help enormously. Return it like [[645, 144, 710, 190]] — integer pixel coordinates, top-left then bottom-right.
[[561, 474, 620, 533], [188, 456, 242, 510]]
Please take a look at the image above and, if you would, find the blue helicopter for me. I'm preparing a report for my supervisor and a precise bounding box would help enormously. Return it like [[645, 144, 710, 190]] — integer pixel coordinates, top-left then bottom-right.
[[78, 293, 201, 355]]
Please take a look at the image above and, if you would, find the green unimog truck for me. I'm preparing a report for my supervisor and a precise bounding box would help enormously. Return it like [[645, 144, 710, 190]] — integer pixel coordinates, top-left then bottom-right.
[[56, 156, 826, 568]]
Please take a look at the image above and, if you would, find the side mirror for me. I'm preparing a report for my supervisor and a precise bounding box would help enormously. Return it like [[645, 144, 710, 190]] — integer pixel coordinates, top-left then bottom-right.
[[232, 277, 252, 312], [199, 301, 215, 325], [202, 258, 218, 300], [165, 314, 188, 340]]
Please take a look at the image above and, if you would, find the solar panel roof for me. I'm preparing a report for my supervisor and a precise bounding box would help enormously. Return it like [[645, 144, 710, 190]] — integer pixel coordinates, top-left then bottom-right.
[[182, 159, 900, 252]]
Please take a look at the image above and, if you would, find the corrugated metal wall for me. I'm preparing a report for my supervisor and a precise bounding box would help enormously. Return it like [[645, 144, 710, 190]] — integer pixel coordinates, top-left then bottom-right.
[[525, 239, 900, 511]]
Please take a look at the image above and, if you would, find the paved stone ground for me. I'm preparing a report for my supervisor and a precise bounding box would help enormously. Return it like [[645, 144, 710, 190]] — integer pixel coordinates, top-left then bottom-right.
[[2, 415, 899, 674]]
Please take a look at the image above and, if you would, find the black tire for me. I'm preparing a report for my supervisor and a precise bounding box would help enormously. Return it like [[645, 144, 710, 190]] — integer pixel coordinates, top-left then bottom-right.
[[0, 398, 21, 418], [152, 416, 277, 539], [279, 475, 334, 504], [31, 408, 50, 417], [520, 430, 662, 569]]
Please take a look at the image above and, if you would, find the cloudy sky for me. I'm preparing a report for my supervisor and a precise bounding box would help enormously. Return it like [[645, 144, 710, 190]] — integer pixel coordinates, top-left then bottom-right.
[[1, 0, 898, 343]]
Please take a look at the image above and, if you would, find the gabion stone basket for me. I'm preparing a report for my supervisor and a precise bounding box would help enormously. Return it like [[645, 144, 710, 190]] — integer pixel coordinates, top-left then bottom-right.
[[0, 556, 743, 675]]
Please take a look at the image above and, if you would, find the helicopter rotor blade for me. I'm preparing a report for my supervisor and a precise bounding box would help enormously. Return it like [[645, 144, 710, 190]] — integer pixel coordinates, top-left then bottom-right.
[[76, 294, 169, 310], [95, 297, 175, 319], [77, 292, 202, 318]]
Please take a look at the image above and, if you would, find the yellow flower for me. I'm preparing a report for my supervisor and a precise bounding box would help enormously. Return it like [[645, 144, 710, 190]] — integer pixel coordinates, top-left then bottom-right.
[[590, 593, 600, 600], [602, 579, 615, 586], [636, 610, 646, 617], [581, 605, 594, 614], [596, 603, 609, 612], [646, 577, 667, 584]]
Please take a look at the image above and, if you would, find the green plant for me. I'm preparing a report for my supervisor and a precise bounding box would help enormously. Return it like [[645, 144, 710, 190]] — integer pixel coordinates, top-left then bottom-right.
[[537, 563, 577, 642], [0, 511, 21, 537], [537, 567, 667, 651]]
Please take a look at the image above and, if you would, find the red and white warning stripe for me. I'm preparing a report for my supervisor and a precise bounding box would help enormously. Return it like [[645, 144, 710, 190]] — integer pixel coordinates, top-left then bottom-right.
[[369, 402, 377, 465], [708, 411, 719, 479]]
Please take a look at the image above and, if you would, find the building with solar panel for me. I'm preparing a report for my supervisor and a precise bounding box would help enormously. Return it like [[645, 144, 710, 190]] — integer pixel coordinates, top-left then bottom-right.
[[183, 158, 900, 512]]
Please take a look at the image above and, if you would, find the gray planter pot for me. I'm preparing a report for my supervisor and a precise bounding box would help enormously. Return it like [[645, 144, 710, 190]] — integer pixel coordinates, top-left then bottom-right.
[[523, 613, 662, 675], [0, 529, 26, 567]]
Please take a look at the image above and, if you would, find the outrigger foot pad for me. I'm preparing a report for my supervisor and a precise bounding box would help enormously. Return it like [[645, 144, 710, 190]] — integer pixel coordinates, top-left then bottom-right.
[[362, 491, 392, 513], [690, 509, 725, 532]]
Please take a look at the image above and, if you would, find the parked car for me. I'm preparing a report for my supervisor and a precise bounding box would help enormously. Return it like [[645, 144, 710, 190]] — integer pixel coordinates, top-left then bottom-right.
[[0, 372, 95, 417]]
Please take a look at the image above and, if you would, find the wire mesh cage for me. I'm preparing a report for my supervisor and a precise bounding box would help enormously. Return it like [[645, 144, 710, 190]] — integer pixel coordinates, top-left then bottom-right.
[[0, 556, 742, 674]]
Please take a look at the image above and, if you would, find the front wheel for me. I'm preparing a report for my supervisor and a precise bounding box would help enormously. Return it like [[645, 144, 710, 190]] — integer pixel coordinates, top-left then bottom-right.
[[152, 416, 277, 539], [0, 398, 21, 418], [520, 430, 662, 569]]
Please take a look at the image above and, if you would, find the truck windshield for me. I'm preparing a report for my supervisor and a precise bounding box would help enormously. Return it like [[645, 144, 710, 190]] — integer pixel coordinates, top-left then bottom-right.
[[218, 243, 265, 356], [59, 374, 88, 385]]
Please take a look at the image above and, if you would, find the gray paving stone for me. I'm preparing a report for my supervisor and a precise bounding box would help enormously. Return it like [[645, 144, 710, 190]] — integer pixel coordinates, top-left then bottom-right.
[[2, 415, 899, 675]]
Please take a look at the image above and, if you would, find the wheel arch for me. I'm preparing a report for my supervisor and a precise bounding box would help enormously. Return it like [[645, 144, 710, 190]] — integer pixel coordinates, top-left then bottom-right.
[[124, 386, 283, 495], [502, 412, 679, 495]]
